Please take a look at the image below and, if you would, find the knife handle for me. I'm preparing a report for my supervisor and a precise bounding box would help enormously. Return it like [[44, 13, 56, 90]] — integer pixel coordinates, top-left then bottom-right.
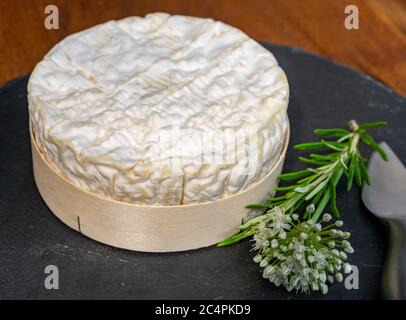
[[382, 218, 406, 300]]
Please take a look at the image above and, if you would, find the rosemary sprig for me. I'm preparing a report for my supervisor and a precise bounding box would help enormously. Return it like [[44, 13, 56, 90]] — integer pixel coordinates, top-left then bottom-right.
[[218, 120, 387, 247]]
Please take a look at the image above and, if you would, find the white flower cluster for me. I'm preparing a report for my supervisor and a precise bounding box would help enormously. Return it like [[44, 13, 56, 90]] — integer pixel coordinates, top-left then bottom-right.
[[252, 208, 354, 294]]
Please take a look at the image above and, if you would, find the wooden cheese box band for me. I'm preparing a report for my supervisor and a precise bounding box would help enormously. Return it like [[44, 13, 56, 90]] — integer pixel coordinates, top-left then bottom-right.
[[30, 124, 289, 252]]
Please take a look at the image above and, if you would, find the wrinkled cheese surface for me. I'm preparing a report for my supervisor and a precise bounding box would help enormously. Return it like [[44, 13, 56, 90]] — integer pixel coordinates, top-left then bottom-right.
[[28, 13, 289, 205]]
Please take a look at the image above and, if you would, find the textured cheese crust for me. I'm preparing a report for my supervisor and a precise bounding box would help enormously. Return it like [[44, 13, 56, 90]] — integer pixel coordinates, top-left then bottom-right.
[[28, 13, 289, 205]]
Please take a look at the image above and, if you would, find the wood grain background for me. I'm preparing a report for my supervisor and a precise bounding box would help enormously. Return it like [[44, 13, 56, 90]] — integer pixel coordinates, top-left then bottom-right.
[[1, 0, 405, 95]]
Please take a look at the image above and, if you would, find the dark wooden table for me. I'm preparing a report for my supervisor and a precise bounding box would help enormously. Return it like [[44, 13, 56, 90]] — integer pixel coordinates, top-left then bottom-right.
[[1, 0, 405, 95]]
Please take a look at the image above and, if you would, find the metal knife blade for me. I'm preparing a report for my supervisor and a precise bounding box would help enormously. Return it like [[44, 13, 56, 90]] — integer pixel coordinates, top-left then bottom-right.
[[362, 142, 406, 219], [362, 142, 406, 300]]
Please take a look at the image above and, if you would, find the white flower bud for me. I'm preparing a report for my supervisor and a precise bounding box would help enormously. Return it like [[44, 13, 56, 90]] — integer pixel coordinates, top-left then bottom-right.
[[335, 273, 343, 283], [327, 275, 334, 284], [265, 265, 274, 274], [342, 240, 351, 248], [263, 268, 272, 279], [314, 223, 322, 231], [337, 231, 345, 238], [322, 213, 332, 222], [308, 256, 315, 263], [311, 281, 319, 291], [327, 264, 335, 273], [332, 249, 340, 256], [300, 232, 308, 240], [335, 220, 344, 227], [328, 241, 335, 248], [315, 235, 321, 242], [253, 255, 262, 263], [271, 239, 279, 248], [262, 240, 270, 247], [320, 283, 328, 294], [306, 204, 315, 214], [343, 263, 352, 274], [292, 213, 299, 221], [319, 272, 327, 283], [279, 231, 286, 240], [340, 251, 348, 260], [260, 259, 269, 268], [345, 246, 354, 254]]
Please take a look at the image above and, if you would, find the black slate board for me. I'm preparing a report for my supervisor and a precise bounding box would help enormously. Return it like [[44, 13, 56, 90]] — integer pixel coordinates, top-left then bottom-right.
[[0, 43, 405, 300]]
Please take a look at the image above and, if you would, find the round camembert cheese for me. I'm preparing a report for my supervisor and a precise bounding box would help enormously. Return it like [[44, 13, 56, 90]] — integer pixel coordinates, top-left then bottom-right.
[[28, 13, 289, 205]]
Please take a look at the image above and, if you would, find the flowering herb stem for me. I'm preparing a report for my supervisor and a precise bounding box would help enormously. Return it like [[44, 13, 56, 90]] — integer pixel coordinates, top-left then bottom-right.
[[218, 120, 386, 294], [218, 119, 388, 294], [218, 119, 387, 247]]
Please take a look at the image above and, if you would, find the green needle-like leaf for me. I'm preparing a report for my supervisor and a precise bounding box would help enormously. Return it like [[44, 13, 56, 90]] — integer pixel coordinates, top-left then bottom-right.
[[245, 203, 272, 209], [305, 179, 328, 201], [314, 128, 350, 137], [311, 188, 324, 206], [321, 140, 346, 151], [217, 228, 255, 247], [346, 156, 355, 191], [329, 179, 339, 217], [274, 185, 298, 191], [278, 169, 311, 181], [359, 132, 388, 161], [358, 121, 387, 130], [294, 142, 326, 150], [354, 156, 362, 187], [309, 153, 338, 161], [298, 156, 329, 166], [358, 156, 371, 185], [268, 195, 288, 202]]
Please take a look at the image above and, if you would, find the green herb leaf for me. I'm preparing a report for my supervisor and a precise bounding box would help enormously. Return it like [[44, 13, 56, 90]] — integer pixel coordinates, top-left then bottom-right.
[[274, 185, 298, 191], [329, 178, 339, 217], [314, 128, 350, 137], [246, 203, 272, 209], [354, 156, 362, 187], [294, 142, 326, 150], [305, 179, 328, 201], [358, 155, 371, 185], [358, 121, 387, 130], [278, 169, 311, 181], [310, 153, 338, 160], [321, 140, 346, 151], [217, 228, 255, 247], [359, 132, 388, 161], [298, 156, 329, 166], [346, 156, 355, 192]]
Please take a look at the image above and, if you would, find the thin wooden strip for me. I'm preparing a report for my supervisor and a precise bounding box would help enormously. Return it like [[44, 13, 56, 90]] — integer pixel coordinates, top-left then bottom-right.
[[30, 124, 289, 252]]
